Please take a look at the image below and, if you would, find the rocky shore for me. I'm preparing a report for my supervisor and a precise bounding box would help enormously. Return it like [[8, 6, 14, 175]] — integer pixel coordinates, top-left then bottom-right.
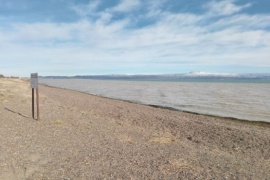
[[0, 78, 269, 179]]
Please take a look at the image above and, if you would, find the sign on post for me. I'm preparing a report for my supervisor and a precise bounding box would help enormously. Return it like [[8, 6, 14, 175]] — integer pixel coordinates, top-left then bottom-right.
[[31, 73, 38, 88], [31, 73, 40, 120]]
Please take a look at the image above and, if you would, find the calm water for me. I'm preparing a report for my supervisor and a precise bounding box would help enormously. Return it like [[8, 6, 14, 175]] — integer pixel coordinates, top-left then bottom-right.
[[40, 79, 270, 123]]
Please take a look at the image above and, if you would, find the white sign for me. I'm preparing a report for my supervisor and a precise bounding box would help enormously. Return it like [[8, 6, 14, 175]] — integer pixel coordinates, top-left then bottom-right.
[[31, 73, 38, 88]]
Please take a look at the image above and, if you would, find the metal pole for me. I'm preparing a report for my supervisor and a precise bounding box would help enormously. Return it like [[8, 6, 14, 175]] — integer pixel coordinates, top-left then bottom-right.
[[32, 88, 35, 119], [36, 88, 40, 120]]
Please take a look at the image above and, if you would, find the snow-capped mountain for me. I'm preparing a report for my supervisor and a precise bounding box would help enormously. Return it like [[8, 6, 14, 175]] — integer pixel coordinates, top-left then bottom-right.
[[182, 72, 240, 77]]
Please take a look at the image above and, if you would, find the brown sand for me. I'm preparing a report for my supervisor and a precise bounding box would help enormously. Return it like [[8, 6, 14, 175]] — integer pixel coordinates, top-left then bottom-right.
[[0, 78, 269, 179]]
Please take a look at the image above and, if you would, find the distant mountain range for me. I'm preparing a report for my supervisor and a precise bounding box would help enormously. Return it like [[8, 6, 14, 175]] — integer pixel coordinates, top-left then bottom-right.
[[40, 72, 270, 82]]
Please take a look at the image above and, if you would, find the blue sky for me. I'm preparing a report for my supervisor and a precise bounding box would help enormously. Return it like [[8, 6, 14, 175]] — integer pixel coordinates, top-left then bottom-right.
[[0, 0, 270, 77]]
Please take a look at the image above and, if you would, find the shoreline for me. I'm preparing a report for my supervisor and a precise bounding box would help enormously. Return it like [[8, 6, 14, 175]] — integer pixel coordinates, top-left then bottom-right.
[[41, 83, 270, 128], [1, 79, 270, 179]]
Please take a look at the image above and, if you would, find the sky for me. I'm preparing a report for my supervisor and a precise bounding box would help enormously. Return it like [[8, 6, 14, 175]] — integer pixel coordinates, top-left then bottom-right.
[[0, 0, 270, 77]]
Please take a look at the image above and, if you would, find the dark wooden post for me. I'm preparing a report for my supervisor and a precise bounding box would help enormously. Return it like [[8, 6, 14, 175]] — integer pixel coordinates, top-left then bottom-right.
[[36, 88, 40, 120], [32, 88, 35, 119], [31, 73, 39, 120]]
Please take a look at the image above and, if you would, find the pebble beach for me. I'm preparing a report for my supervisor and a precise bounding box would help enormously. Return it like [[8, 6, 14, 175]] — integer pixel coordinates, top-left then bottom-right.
[[0, 78, 269, 179]]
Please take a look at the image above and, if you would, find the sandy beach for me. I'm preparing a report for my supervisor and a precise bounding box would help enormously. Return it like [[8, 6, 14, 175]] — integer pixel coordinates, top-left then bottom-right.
[[0, 78, 269, 179]]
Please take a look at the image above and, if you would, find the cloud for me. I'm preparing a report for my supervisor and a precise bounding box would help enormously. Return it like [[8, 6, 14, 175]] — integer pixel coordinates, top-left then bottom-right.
[[9, 23, 74, 42], [205, 0, 251, 16], [208, 14, 270, 30], [206, 29, 270, 47], [111, 0, 141, 13], [71, 0, 100, 17], [0, 0, 270, 76]]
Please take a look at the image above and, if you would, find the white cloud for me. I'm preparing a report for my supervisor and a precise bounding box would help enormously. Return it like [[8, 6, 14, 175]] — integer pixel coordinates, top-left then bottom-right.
[[71, 1, 100, 17], [1, 0, 270, 76], [111, 0, 141, 13], [206, 29, 270, 46], [10, 23, 74, 42], [206, 0, 251, 16], [208, 14, 270, 30]]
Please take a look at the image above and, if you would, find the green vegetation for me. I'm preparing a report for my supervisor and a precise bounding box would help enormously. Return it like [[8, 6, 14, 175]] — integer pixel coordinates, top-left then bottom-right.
[[0, 74, 19, 79]]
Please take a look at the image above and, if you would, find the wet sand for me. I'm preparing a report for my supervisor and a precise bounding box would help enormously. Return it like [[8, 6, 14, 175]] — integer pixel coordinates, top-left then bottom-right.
[[0, 78, 269, 179]]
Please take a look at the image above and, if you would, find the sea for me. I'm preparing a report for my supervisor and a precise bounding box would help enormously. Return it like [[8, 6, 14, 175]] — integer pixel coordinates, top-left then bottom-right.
[[39, 73, 270, 123]]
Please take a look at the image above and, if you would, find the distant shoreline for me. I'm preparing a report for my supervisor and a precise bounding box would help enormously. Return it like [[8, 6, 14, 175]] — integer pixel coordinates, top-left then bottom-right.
[[38, 72, 270, 83], [41, 83, 270, 127]]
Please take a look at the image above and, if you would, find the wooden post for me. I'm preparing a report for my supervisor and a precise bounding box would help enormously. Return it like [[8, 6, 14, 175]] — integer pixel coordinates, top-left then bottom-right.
[[31, 73, 39, 120], [36, 88, 40, 120], [32, 88, 35, 119]]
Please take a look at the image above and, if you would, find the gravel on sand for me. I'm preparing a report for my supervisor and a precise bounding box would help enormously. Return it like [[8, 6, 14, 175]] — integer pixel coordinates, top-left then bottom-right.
[[0, 79, 269, 179]]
